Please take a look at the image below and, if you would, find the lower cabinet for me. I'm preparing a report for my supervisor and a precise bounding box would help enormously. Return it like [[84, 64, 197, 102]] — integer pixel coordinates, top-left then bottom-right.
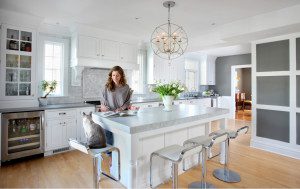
[[174, 98, 212, 107], [132, 102, 161, 109], [44, 107, 95, 152]]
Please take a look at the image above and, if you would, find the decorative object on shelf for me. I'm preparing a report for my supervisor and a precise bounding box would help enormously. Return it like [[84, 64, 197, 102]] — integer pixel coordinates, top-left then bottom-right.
[[202, 89, 214, 97], [38, 80, 57, 106], [150, 1, 188, 60], [151, 81, 185, 111]]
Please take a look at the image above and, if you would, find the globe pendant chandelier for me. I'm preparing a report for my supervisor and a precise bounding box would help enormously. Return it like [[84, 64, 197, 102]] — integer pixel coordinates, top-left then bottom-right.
[[150, 1, 188, 60]]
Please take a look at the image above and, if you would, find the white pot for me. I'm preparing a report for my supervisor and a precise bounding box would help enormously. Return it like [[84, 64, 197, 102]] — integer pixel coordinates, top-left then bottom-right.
[[38, 97, 48, 106], [162, 95, 175, 111]]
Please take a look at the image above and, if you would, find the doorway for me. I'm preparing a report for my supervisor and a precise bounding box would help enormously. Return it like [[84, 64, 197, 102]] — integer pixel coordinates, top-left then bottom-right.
[[231, 65, 252, 121]]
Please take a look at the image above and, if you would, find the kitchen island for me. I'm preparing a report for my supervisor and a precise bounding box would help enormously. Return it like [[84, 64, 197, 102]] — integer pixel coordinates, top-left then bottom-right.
[[92, 104, 229, 188]]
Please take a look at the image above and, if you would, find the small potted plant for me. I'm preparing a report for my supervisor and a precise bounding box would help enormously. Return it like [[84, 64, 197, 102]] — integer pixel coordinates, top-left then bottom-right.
[[38, 80, 57, 106], [151, 81, 185, 111]]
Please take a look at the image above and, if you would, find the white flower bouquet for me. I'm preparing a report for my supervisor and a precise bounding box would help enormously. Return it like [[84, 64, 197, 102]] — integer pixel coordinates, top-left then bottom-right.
[[151, 81, 186, 98]]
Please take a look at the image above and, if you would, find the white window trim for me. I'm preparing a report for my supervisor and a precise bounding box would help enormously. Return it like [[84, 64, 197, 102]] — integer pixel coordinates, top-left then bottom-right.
[[38, 35, 69, 97]]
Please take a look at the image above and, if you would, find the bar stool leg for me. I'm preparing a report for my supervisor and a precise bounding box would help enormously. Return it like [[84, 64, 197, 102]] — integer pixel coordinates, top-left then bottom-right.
[[150, 154, 155, 188], [189, 148, 215, 189], [213, 139, 241, 183], [93, 157, 99, 189], [171, 163, 179, 189]]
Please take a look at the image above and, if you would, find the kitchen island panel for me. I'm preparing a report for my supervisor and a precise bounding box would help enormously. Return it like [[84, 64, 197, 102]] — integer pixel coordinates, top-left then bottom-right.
[[92, 104, 229, 188]]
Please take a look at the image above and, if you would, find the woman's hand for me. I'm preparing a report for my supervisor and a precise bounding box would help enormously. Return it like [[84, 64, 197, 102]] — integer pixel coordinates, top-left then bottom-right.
[[115, 108, 123, 112], [100, 104, 110, 112]]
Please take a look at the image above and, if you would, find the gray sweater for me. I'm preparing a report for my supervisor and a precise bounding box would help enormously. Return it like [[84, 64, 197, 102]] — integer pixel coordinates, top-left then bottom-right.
[[100, 84, 132, 111]]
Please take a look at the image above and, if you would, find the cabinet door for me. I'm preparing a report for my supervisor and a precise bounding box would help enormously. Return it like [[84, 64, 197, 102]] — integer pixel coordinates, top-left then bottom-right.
[[132, 102, 160, 109], [65, 118, 77, 147], [101, 39, 119, 61], [1, 25, 35, 100], [45, 119, 63, 151], [120, 43, 137, 63], [192, 98, 211, 107], [77, 35, 99, 59], [207, 61, 215, 85], [77, 107, 95, 143]]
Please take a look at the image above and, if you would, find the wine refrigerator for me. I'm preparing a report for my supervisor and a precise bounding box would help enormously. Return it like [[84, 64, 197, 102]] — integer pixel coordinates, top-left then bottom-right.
[[1, 111, 44, 162]]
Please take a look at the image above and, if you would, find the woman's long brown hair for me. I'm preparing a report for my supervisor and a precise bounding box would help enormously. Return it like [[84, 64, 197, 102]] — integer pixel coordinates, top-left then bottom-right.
[[105, 66, 127, 91]]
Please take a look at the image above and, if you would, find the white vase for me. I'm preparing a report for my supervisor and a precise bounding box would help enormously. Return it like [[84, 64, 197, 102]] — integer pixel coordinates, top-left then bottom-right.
[[162, 95, 175, 111], [38, 97, 48, 106]]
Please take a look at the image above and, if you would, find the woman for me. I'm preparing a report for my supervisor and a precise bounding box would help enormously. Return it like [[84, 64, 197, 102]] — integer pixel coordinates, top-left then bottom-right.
[[100, 66, 132, 113], [100, 66, 132, 145]]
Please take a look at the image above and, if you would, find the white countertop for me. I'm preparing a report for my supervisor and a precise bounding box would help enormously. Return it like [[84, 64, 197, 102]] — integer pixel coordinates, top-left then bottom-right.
[[92, 104, 229, 134]]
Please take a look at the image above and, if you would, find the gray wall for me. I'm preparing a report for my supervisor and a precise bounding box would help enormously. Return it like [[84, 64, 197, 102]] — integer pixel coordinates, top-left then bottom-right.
[[236, 68, 252, 100], [241, 68, 252, 100], [257, 109, 290, 143], [256, 40, 289, 72], [211, 54, 251, 96]]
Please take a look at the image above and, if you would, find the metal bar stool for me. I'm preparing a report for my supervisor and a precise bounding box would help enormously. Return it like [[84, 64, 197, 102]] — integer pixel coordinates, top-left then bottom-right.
[[210, 126, 249, 183], [69, 139, 121, 189], [150, 143, 203, 189], [183, 133, 229, 189]]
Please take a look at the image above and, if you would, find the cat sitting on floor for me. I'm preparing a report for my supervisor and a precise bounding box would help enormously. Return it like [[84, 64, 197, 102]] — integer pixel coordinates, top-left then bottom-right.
[[82, 112, 107, 149]]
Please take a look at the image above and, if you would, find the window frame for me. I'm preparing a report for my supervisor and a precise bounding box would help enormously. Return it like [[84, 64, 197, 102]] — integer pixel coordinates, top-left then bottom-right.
[[38, 35, 69, 97]]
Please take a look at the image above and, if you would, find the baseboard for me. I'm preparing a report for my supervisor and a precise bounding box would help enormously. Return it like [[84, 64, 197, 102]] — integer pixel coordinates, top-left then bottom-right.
[[251, 139, 300, 160], [44, 147, 71, 156]]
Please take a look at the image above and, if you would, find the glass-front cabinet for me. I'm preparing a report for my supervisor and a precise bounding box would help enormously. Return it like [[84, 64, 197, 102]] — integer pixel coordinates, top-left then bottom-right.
[[1, 25, 35, 99]]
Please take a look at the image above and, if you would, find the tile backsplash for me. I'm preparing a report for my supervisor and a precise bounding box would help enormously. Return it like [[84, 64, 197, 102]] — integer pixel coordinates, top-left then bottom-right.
[[47, 68, 133, 104]]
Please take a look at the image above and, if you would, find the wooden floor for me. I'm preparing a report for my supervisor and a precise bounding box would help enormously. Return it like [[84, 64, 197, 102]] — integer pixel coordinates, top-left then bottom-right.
[[235, 110, 252, 121], [1, 119, 300, 188]]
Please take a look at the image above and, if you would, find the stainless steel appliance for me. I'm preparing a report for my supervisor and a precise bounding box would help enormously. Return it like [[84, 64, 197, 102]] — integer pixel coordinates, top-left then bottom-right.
[[85, 101, 101, 112], [1, 111, 44, 162]]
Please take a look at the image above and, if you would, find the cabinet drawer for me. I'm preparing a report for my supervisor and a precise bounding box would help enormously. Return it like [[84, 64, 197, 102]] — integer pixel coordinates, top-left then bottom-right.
[[45, 109, 76, 119]]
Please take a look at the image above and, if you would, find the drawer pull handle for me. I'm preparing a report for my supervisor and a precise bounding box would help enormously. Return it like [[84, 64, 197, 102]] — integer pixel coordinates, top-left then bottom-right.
[[59, 112, 66, 115]]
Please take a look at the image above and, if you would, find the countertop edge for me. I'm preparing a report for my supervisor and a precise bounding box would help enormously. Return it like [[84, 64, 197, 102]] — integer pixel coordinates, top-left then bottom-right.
[[0, 103, 95, 113]]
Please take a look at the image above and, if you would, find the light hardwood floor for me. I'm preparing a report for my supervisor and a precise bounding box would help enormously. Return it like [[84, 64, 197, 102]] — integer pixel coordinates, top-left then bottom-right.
[[235, 110, 252, 121], [1, 119, 299, 188]]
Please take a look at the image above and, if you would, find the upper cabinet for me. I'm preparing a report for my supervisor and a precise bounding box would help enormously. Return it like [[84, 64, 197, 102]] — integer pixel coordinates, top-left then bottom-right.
[[71, 34, 138, 69], [101, 39, 119, 61], [0, 25, 36, 100], [150, 54, 185, 84], [199, 55, 216, 85], [77, 35, 99, 59], [120, 43, 137, 63]]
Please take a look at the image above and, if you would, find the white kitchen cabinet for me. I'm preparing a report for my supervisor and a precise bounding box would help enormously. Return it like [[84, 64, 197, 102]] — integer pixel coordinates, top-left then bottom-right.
[[194, 98, 211, 107], [45, 109, 77, 151], [76, 107, 95, 143], [71, 34, 138, 68], [151, 55, 185, 83], [200, 56, 216, 85], [132, 102, 161, 110], [175, 98, 212, 107], [120, 43, 137, 63], [77, 35, 99, 59], [217, 96, 234, 118], [101, 39, 119, 61], [173, 99, 186, 105], [0, 24, 36, 100]]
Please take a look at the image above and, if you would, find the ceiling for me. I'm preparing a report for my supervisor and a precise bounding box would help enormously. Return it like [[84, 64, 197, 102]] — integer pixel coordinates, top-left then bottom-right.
[[1, 0, 300, 56]]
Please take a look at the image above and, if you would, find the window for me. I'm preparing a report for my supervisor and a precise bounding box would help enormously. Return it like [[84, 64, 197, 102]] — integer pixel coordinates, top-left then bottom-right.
[[131, 49, 146, 94], [40, 36, 69, 96]]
